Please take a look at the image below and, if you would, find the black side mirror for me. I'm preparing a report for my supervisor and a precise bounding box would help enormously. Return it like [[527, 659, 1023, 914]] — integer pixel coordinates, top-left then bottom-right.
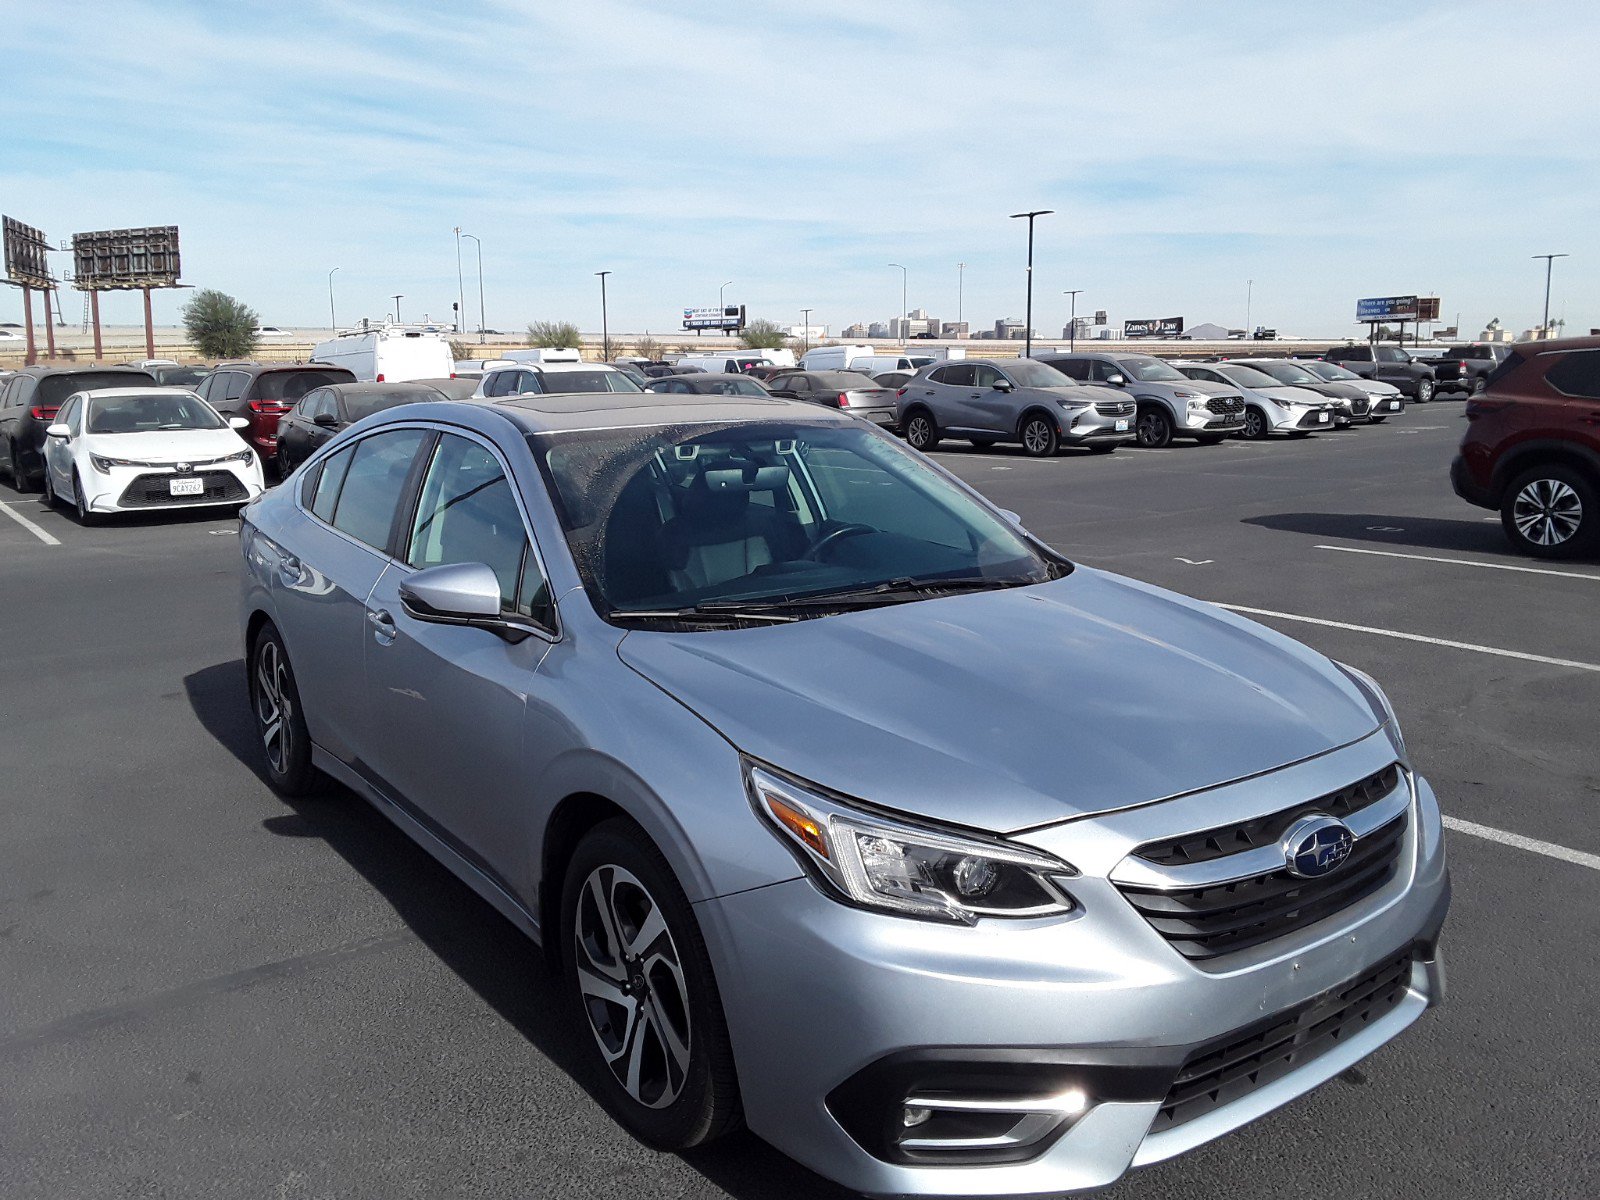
[[313, 412, 339, 428]]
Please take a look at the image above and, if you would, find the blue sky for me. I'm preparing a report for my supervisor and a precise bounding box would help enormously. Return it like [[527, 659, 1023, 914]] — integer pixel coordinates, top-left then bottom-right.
[[3, 0, 1597, 339]]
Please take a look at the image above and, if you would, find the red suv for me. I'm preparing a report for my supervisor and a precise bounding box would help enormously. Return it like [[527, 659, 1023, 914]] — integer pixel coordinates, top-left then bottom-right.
[[194, 364, 356, 468], [1451, 336, 1600, 558]]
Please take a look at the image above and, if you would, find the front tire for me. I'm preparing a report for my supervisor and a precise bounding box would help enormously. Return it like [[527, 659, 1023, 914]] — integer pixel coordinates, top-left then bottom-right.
[[42, 465, 58, 507], [1414, 379, 1435, 403], [1242, 408, 1270, 440], [249, 624, 325, 796], [903, 409, 940, 452], [1368, 416, 1388, 424], [1135, 406, 1173, 448], [967, 437, 996, 449], [1500, 465, 1599, 559], [562, 819, 741, 1151], [72, 471, 100, 525], [1019, 413, 1059, 457]]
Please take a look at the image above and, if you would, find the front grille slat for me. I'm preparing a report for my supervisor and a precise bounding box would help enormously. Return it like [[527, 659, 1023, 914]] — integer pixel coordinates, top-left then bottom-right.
[[1093, 400, 1136, 416], [1116, 764, 1408, 961], [117, 470, 248, 509], [1205, 396, 1245, 415], [1153, 950, 1415, 1131]]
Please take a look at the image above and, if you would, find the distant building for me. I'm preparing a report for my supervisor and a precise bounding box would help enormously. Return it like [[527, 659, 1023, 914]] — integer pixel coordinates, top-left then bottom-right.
[[995, 318, 1028, 340], [1063, 317, 1091, 339], [842, 322, 871, 339], [868, 321, 890, 338], [941, 321, 969, 338], [890, 307, 939, 339]]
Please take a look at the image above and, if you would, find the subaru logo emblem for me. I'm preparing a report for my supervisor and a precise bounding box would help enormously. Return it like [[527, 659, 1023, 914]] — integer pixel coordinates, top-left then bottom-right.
[[1281, 815, 1355, 879]]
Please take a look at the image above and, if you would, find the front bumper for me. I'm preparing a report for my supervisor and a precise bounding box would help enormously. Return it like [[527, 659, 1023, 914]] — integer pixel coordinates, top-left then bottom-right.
[[84, 461, 265, 513], [700, 742, 1449, 1197], [1059, 408, 1136, 444], [1275, 406, 1336, 432]]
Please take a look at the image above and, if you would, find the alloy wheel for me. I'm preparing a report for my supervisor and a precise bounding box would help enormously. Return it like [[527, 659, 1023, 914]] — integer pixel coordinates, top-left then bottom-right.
[[1244, 409, 1267, 439], [905, 414, 933, 451], [254, 638, 294, 774], [1136, 409, 1171, 448], [1416, 380, 1434, 403], [1022, 418, 1055, 456], [573, 864, 692, 1110], [1513, 478, 1584, 547]]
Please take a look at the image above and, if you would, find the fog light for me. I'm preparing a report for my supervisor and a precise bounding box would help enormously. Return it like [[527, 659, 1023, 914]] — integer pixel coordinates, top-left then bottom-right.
[[903, 1105, 932, 1128]]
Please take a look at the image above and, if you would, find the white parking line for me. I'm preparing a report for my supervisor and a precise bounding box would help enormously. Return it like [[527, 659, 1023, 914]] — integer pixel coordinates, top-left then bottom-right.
[[1315, 544, 1600, 582], [1218, 603, 1600, 674], [1444, 816, 1600, 872], [0, 500, 60, 546]]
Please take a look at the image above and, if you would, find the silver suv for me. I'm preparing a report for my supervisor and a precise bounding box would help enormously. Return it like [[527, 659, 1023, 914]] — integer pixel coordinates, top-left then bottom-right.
[[239, 392, 1448, 1197], [896, 358, 1135, 456], [1037, 353, 1246, 447]]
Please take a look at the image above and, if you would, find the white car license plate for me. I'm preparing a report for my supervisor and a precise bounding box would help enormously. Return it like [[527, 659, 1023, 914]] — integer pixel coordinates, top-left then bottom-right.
[[1317, 411, 1330, 423], [169, 477, 204, 497], [1115, 419, 1130, 431], [1385, 400, 1400, 411]]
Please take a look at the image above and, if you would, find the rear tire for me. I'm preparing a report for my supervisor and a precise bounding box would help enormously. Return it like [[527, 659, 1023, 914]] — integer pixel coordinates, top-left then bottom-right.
[[967, 437, 997, 449], [249, 624, 326, 797], [1195, 433, 1227, 446], [1019, 413, 1059, 457], [1500, 464, 1599, 560], [9, 441, 35, 493], [1135, 406, 1173, 448], [561, 818, 742, 1151], [904, 409, 939, 452], [1087, 444, 1117, 455]]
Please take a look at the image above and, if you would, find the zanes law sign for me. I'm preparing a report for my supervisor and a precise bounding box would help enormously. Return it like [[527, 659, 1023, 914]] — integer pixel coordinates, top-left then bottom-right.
[[1123, 316, 1184, 339]]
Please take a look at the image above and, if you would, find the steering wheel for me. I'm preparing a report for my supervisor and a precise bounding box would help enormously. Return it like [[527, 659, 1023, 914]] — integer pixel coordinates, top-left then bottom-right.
[[804, 523, 875, 562]]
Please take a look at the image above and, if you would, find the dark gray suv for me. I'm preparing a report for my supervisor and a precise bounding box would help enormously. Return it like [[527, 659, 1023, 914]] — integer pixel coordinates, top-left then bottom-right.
[[896, 358, 1135, 457]]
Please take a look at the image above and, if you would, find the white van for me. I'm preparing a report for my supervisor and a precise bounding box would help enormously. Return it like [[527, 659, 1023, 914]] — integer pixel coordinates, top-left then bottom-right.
[[310, 325, 453, 383], [799, 346, 918, 376], [678, 349, 795, 374], [499, 347, 583, 365]]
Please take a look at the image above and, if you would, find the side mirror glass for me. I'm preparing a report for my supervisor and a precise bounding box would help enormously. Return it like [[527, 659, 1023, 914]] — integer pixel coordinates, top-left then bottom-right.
[[228, 417, 250, 430], [45, 423, 71, 438], [400, 562, 532, 643]]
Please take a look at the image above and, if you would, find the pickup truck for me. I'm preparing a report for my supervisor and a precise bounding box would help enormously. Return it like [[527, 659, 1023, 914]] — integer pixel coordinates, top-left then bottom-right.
[[1322, 344, 1439, 402], [1415, 343, 1511, 395]]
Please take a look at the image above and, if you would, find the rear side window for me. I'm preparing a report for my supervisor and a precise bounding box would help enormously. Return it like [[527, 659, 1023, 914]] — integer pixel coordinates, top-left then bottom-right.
[[309, 450, 350, 521], [329, 428, 430, 550], [940, 363, 976, 386], [254, 370, 354, 402], [1543, 351, 1600, 399]]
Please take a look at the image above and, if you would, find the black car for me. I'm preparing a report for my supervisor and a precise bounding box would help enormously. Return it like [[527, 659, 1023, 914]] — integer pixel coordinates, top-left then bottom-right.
[[1322, 344, 1438, 402], [0, 365, 158, 491], [149, 364, 211, 388], [642, 374, 771, 397], [274, 381, 452, 474], [640, 364, 704, 378]]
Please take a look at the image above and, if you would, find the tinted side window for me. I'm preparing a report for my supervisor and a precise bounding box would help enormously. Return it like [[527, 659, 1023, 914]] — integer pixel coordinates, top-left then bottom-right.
[[1053, 359, 1090, 380], [330, 428, 429, 550], [941, 363, 976, 387], [310, 448, 351, 521], [1544, 351, 1600, 399], [972, 364, 1001, 388], [222, 372, 249, 401], [406, 434, 529, 611], [1090, 360, 1121, 382]]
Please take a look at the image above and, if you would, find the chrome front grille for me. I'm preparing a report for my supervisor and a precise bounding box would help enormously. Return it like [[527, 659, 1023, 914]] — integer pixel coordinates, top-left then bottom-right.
[[1111, 765, 1409, 961], [1094, 400, 1136, 417], [1205, 395, 1244, 415]]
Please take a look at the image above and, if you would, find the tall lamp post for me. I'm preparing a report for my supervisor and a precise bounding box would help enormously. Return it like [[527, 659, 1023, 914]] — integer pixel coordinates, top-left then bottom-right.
[[957, 261, 966, 333], [452, 226, 465, 334], [1533, 253, 1569, 337], [1009, 210, 1053, 357], [327, 267, 340, 333], [888, 263, 907, 345], [462, 233, 485, 344], [392, 294, 404, 324], [1063, 289, 1083, 351], [596, 271, 612, 361], [1246, 279, 1253, 338], [720, 280, 732, 310], [801, 307, 812, 354]]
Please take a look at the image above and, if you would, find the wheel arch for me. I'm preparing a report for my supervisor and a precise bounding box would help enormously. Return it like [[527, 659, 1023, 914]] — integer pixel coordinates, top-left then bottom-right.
[[539, 790, 631, 969], [1016, 404, 1061, 438], [1491, 440, 1600, 500]]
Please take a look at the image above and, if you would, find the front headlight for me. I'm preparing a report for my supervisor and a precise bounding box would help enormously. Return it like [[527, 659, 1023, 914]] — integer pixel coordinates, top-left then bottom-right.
[[221, 448, 254, 465], [1172, 389, 1201, 400], [1336, 662, 1406, 756], [748, 764, 1078, 924], [89, 453, 138, 473], [1055, 399, 1089, 411]]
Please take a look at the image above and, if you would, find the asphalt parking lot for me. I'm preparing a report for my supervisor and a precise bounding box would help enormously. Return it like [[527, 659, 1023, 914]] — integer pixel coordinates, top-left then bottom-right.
[[2, 413, 1595, 1200]]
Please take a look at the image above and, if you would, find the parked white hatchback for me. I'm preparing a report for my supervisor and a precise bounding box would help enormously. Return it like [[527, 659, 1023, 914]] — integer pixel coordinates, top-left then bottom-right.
[[41, 387, 265, 523]]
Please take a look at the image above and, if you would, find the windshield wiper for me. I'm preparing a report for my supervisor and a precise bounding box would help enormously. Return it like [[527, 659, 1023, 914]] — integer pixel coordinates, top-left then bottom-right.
[[607, 606, 800, 625], [698, 575, 1041, 612]]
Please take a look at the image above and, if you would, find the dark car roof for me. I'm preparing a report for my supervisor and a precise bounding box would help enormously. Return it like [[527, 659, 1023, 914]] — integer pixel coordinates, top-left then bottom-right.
[[412, 376, 478, 399], [485, 390, 847, 434], [325, 381, 446, 398], [1508, 335, 1600, 354], [10, 364, 157, 378], [237, 363, 357, 378]]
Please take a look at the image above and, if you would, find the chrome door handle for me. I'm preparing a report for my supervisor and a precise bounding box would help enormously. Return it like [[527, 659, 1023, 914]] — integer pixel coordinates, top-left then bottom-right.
[[367, 608, 397, 640], [277, 555, 302, 586]]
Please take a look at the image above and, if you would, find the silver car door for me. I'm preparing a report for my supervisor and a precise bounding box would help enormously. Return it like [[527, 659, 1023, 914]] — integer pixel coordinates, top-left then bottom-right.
[[967, 363, 1014, 434], [361, 430, 555, 893]]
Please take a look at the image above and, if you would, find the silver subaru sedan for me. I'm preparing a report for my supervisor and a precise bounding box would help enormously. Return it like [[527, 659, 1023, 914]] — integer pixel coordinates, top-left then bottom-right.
[[238, 390, 1449, 1197]]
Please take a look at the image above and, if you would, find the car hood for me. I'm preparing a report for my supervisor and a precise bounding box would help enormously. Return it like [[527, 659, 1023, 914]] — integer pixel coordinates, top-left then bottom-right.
[[1025, 384, 1110, 404], [80, 429, 249, 460], [1256, 385, 1328, 405], [1350, 379, 1402, 396], [617, 568, 1380, 833], [1303, 380, 1369, 400]]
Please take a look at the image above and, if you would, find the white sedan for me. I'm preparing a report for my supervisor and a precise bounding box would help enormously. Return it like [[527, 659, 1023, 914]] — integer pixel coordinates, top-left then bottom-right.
[[41, 387, 265, 523], [1175, 362, 1336, 439]]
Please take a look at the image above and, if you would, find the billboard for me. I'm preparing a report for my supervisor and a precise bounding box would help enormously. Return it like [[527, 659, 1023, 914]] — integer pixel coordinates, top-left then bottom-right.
[[3, 216, 53, 288], [1356, 295, 1418, 321], [1416, 296, 1441, 322], [72, 226, 181, 289], [682, 304, 746, 332], [1123, 316, 1184, 339], [1093, 309, 1108, 325]]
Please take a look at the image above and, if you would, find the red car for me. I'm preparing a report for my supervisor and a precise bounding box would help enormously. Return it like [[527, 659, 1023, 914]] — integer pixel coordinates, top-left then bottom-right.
[[194, 363, 356, 467], [1451, 335, 1600, 558]]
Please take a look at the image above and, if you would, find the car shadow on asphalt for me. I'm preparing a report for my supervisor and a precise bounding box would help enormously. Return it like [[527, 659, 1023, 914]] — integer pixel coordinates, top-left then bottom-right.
[[182, 659, 853, 1200], [1243, 512, 1517, 556]]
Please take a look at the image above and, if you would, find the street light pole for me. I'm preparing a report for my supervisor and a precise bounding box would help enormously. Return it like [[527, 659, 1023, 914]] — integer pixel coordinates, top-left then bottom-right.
[[452, 226, 465, 334], [1533, 253, 1569, 337], [462, 233, 485, 344], [1063, 289, 1083, 351], [957, 262, 965, 333], [720, 280, 732, 310], [1009, 210, 1053, 357], [596, 271, 612, 361], [1246, 279, 1253, 337], [801, 307, 812, 354], [888, 264, 907, 345], [327, 267, 340, 333], [391, 294, 404, 324]]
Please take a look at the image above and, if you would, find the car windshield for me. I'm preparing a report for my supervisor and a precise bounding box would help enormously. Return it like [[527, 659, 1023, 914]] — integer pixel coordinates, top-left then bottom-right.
[[1118, 357, 1187, 382], [544, 369, 644, 394], [814, 372, 884, 390], [153, 366, 209, 387], [255, 370, 354, 400], [532, 420, 1064, 624], [87, 392, 225, 433], [1253, 361, 1322, 385], [1215, 364, 1281, 388], [1002, 360, 1072, 388], [344, 388, 437, 420], [1374, 348, 1411, 363], [1299, 361, 1358, 381], [38, 371, 157, 405], [695, 376, 769, 396]]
